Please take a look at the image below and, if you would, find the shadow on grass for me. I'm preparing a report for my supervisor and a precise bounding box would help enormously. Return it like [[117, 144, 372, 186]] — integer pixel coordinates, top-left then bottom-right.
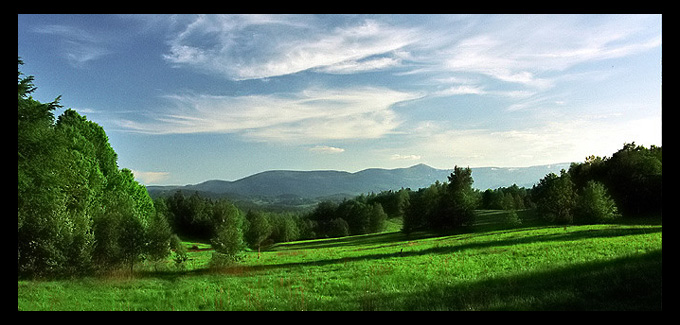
[[138, 225, 661, 283], [251, 226, 660, 273], [138, 248, 662, 310], [265, 210, 545, 252], [362, 249, 662, 310], [267, 231, 437, 251]]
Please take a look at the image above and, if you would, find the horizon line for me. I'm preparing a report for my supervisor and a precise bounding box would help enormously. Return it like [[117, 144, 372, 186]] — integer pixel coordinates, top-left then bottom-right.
[[143, 161, 575, 187]]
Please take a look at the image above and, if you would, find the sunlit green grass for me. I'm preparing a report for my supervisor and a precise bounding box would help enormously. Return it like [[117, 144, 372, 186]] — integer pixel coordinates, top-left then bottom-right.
[[18, 212, 662, 310]]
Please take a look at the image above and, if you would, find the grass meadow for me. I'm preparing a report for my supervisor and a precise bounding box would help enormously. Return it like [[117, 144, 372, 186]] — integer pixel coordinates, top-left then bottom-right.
[[17, 210, 662, 311]]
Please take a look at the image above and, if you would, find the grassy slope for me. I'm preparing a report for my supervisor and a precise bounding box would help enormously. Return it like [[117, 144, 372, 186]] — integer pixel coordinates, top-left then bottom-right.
[[18, 211, 662, 311]]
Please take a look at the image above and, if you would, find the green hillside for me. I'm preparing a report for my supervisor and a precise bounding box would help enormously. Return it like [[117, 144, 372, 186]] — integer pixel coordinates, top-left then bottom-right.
[[18, 212, 662, 311]]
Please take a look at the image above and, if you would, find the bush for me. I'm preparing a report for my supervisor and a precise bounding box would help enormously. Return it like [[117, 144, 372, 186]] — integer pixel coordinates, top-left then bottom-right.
[[574, 181, 620, 224], [209, 252, 243, 269], [169, 234, 188, 269], [211, 224, 244, 260], [504, 210, 522, 226]]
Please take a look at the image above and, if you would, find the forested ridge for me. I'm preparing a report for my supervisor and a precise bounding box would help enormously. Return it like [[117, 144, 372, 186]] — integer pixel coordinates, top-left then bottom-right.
[[18, 58, 662, 279]]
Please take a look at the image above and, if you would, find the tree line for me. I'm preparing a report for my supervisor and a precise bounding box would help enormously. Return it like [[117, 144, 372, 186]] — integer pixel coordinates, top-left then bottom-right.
[[532, 142, 661, 224], [154, 140, 662, 262], [400, 142, 661, 232], [155, 190, 390, 252]]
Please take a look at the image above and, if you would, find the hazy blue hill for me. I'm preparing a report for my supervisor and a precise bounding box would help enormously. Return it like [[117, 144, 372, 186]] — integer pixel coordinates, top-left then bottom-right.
[[221, 170, 354, 197], [471, 164, 573, 190], [351, 163, 449, 193], [147, 163, 571, 201]]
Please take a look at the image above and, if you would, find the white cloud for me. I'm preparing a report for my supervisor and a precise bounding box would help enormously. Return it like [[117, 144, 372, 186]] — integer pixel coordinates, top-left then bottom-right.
[[163, 15, 418, 80], [401, 113, 661, 168], [131, 170, 170, 184], [310, 146, 345, 154], [433, 85, 487, 97], [118, 86, 421, 143], [317, 56, 402, 74], [430, 15, 660, 90], [160, 15, 660, 96], [390, 154, 421, 160]]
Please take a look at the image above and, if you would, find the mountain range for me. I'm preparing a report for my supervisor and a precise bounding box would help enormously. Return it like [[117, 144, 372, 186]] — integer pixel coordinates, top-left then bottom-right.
[[146, 163, 572, 202]]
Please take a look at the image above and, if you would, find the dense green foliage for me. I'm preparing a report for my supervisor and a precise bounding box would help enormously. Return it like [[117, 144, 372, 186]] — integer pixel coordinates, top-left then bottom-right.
[[209, 200, 246, 266], [159, 189, 391, 250], [532, 142, 661, 225], [480, 184, 533, 210], [402, 166, 477, 234], [568, 143, 661, 217], [18, 59, 173, 277], [532, 170, 577, 224], [307, 198, 388, 238], [574, 181, 620, 223]]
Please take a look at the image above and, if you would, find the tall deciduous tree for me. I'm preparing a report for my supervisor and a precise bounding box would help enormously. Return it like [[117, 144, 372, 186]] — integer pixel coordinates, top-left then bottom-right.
[[210, 200, 245, 265], [147, 199, 173, 263], [533, 170, 576, 224], [245, 210, 272, 251], [368, 202, 388, 233], [437, 166, 477, 229]]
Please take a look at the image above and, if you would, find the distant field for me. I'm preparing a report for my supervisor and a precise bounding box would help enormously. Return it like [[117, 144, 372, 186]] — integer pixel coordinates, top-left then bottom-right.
[[18, 211, 662, 311]]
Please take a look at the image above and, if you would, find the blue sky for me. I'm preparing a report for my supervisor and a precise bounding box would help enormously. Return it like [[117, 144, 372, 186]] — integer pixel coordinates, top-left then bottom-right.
[[18, 14, 662, 186]]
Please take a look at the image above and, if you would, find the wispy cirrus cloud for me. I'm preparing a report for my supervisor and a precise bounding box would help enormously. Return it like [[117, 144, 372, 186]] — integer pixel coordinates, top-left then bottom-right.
[[159, 14, 660, 99], [118, 86, 421, 143], [434, 15, 660, 89], [32, 24, 111, 67], [162, 14, 419, 80], [316, 56, 402, 74]]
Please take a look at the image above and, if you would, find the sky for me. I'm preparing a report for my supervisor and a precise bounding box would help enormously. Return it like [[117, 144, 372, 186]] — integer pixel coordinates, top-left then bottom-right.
[[17, 14, 662, 186]]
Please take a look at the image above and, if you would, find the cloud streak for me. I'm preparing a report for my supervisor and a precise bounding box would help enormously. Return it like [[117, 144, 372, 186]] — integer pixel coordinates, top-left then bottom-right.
[[160, 14, 660, 99], [434, 15, 660, 89], [131, 169, 170, 185], [118, 86, 421, 143], [32, 24, 111, 66], [390, 154, 421, 161], [163, 15, 418, 80], [310, 146, 345, 154]]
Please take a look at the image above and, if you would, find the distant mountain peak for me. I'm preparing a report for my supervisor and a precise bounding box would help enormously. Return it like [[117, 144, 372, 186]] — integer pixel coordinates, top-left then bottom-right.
[[408, 163, 433, 169]]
